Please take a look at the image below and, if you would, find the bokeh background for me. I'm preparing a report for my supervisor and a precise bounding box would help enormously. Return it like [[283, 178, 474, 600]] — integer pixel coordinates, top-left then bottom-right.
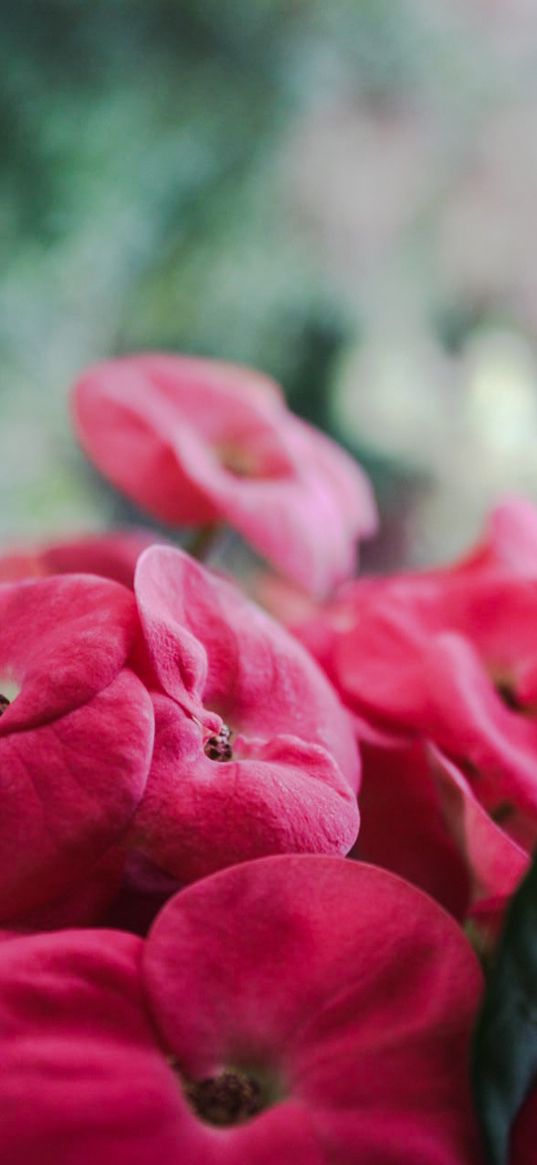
[[3, 0, 537, 570]]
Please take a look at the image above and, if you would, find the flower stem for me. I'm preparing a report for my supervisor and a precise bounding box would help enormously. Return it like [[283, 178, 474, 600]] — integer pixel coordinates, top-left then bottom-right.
[[188, 523, 223, 563]]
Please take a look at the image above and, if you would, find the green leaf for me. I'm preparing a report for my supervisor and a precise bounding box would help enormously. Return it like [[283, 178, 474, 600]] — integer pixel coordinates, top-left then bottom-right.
[[473, 850, 537, 1164]]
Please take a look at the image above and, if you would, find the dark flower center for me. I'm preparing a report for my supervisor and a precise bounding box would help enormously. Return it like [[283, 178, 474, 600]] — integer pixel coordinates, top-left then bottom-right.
[[204, 723, 233, 762], [490, 800, 516, 825], [495, 680, 524, 712], [0, 694, 10, 717], [183, 1069, 263, 1127], [216, 439, 292, 481]]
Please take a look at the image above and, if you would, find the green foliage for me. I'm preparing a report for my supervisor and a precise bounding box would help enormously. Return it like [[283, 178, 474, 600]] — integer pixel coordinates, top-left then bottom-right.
[[0, 1, 530, 543], [473, 853, 537, 1164]]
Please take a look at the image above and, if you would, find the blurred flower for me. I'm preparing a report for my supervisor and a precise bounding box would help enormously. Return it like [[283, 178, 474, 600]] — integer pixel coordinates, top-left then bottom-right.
[[286, 501, 537, 933], [72, 353, 377, 598], [0, 529, 158, 587], [0, 856, 484, 1164]]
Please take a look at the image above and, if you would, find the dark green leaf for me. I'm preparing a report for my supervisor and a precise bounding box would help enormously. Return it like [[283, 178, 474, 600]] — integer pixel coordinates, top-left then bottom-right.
[[473, 850, 537, 1164]]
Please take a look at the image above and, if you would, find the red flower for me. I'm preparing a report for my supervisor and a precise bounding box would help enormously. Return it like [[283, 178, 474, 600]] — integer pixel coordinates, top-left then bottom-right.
[[72, 353, 377, 597], [0, 856, 484, 1164], [0, 574, 154, 923], [129, 546, 360, 881]]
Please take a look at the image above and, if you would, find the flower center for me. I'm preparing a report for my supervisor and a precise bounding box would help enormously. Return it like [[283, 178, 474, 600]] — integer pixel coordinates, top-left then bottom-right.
[[215, 438, 292, 481], [204, 723, 233, 762], [218, 443, 260, 478], [0, 694, 10, 716], [490, 800, 516, 825], [183, 1068, 263, 1127], [495, 679, 524, 712]]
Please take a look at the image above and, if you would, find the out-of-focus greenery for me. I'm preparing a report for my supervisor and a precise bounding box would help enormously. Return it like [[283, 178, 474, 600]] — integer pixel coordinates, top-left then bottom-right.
[[1, 0, 345, 538], [3, 1, 537, 564]]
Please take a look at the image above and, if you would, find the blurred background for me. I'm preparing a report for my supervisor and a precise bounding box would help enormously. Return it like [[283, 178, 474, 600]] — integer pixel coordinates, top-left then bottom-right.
[[3, 0, 537, 570]]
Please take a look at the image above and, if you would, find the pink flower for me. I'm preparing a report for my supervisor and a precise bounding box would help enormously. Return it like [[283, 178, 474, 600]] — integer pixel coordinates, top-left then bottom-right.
[[0, 573, 154, 923], [0, 855, 484, 1164], [288, 505, 537, 924], [72, 353, 377, 597], [129, 545, 360, 881], [429, 747, 530, 941], [0, 543, 359, 927], [0, 529, 157, 588], [282, 496, 537, 692]]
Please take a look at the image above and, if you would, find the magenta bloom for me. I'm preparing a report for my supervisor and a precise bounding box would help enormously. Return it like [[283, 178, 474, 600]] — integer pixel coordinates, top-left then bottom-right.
[[287, 511, 537, 926], [72, 353, 377, 596], [0, 573, 154, 922], [0, 856, 484, 1164], [129, 545, 360, 880], [0, 529, 157, 588], [334, 573, 537, 910]]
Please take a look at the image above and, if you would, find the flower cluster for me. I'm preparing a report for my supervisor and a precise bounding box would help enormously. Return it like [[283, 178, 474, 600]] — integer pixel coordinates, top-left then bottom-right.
[[2, 352, 536, 1162], [284, 497, 537, 944]]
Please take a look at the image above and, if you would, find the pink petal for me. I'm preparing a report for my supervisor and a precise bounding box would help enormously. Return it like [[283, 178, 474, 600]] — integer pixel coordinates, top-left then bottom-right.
[[143, 856, 484, 1164], [134, 545, 360, 786], [0, 575, 154, 922], [0, 930, 197, 1165], [431, 748, 530, 909], [0, 573, 140, 732], [132, 695, 359, 881], [0, 530, 158, 588], [423, 633, 537, 818], [456, 495, 537, 578], [353, 742, 469, 918], [0, 669, 154, 921]]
